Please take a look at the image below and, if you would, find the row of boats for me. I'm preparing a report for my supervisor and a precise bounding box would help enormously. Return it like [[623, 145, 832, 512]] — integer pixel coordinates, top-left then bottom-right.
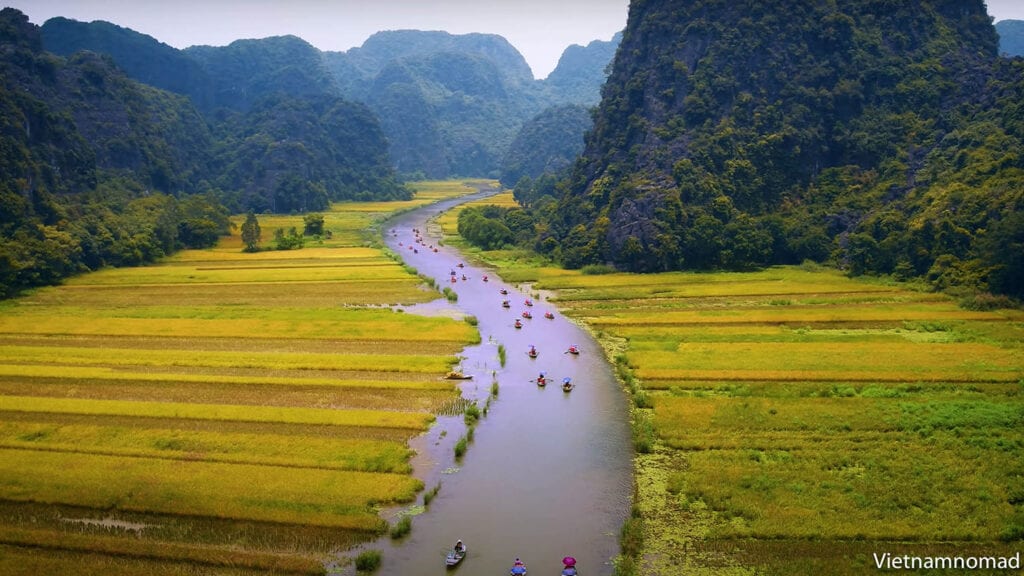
[[400, 227, 583, 571], [445, 542, 579, 575]]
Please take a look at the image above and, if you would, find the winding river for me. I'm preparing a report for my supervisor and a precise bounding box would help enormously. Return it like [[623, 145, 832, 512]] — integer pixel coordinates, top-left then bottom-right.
[[371, 187, 633, 576]]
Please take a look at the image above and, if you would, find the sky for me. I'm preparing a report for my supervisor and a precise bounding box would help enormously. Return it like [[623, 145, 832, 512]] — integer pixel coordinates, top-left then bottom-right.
[[4, 1, 1024, 80]]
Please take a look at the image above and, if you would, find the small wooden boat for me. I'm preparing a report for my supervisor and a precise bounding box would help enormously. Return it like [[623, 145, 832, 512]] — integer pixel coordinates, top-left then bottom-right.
[[527, 347, 538, 358], [514, 319, 523, 329], [444, 371, 473, 380], [544, 311, 554, 319], [566, 345, 580, 355], [446, 545, 467, 567], [562, 379, 575, 392], [522, 311, 532, 319], [502, 300, 511, 308], [536, 376, 547, 387]]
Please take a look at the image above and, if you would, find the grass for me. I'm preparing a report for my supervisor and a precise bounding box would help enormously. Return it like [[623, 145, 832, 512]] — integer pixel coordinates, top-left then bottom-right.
[[440, 202, 1024, 575], [389, 515, 412, 539], [0, 182, 485, 572], [354, 549, 382, 573]]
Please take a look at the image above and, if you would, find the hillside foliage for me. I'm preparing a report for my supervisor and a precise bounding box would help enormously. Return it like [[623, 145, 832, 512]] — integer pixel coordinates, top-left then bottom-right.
[[0, 8, 405, 297], [503, 0, 1023, 299]]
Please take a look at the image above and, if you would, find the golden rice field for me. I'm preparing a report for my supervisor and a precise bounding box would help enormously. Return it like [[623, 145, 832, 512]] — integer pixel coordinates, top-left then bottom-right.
[[0, 181, 482, 574], [441, 197, 1024, 575]]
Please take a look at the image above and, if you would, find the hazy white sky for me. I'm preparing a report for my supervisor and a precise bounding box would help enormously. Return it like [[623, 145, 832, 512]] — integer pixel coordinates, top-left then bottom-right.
[[5, 1, 1024, 79]]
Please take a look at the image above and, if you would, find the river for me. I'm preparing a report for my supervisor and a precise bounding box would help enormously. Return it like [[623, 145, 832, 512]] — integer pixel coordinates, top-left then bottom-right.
[[373, 187, 633, 576]]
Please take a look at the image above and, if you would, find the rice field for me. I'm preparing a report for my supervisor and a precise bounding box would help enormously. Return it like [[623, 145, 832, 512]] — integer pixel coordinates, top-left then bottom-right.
[[441, 197, 1024, 575], [0, 181, 481, 573], [553, 267, 1022, 575]]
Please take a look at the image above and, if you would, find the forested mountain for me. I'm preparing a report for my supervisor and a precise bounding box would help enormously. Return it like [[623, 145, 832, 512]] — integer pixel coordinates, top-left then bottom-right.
[[40, 17, 215, 110], [0, 7, 228, 296], [1, 8, 407, 298], [184, 35, 337, 112], [212, 95, 407, 212], [35, 14, 406, 210], [520, 0, 1023, 299], [543, 32, 623, 105], [500, 104, 592, 188], [996, 20, 1024, 56], [43, 20, 337, 114], [323, 30, 535, 99], [324, 30, 618, 178], [41, 21, 618, 180]]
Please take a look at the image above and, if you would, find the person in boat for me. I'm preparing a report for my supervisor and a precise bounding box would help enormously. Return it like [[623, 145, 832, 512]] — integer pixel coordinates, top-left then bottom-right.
[[514, 558, 524, 567], [529, 345, 537, 355], [454, 540, 465, 554], [563, 377, 572, 387]]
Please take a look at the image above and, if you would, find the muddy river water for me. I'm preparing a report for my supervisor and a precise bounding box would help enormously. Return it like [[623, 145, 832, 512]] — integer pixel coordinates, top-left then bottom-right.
[[373, 188, 633, 575]]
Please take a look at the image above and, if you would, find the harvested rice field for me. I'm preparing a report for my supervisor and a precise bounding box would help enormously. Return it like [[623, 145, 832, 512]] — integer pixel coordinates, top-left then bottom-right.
[[0, 181, 481, 573]]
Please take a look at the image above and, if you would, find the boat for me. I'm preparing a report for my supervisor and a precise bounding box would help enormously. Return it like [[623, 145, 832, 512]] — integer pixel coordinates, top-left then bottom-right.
[[444, 371, 473, 380], [566, 345, 580, 355], [502, 300, 511, 308], [536, 374, 547, 387], [445, 544, 467, 567], [510, 559, 527, 575], [544, 311, 554, 319], [514, 319, 523, 329], [524, 299, 534, 307], [527, 346, 538, 358], [500, 289, 509, 295], [562, 378, 575, 392], [522, 310, 532, 319]]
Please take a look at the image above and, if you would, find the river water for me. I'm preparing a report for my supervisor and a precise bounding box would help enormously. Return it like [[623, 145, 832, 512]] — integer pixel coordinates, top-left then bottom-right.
[[373, 188, 633, 576]]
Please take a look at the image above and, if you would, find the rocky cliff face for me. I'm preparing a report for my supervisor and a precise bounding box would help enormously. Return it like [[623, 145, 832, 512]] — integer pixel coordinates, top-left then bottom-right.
[[551, 0, 1021, 295]]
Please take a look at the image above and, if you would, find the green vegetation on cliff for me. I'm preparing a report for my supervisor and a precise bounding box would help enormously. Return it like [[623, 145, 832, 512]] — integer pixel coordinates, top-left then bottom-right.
[[520, 0, 1023, 300]]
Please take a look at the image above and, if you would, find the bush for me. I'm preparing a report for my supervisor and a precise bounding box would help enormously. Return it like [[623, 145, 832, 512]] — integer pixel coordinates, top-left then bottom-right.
[[464, 315, 479, 326], [464, 403, 481, 426], [442, 287, 458, 302], [389, 515, 412, 539], [960, 292, 1017, 311], [423, 483, 441, 506], [497, 344, 506, 366], [581, 263, 617, 275], [454, 435, 468, 459], [355, 550, 382, 572]]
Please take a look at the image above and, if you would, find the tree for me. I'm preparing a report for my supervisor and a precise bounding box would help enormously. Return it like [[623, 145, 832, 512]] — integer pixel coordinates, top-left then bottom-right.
[[241, 212, 261, 252], [303, 213, 325, 236]]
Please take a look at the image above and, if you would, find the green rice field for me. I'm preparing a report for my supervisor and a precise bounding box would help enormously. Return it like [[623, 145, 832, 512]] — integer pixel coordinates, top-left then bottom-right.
[[443, 197, 1024, 575], [0, 181, 481, 574]]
